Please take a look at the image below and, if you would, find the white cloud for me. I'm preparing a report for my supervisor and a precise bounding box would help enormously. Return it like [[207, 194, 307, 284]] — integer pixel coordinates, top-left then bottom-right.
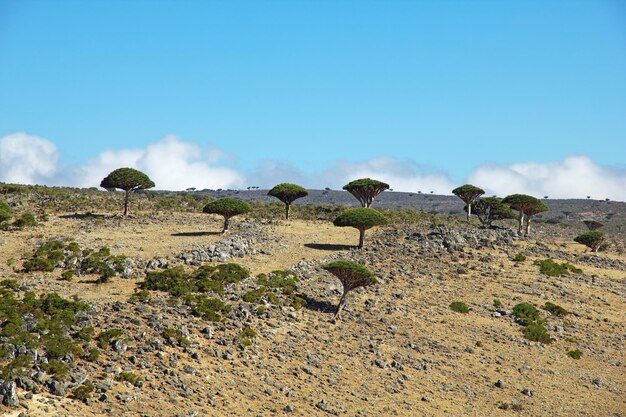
[[320, 157, 456, 194], [0, 133, 60, 184], [467, 156, 626, 201], [0, 133, 244, 191]]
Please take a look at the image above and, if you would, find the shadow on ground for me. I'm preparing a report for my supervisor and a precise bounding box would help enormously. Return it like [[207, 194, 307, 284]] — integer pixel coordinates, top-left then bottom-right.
[[303, 243, 354, 251], [171, 231, 222, 237], [59, 212, 107, 220], [300, 294, 336, 314]]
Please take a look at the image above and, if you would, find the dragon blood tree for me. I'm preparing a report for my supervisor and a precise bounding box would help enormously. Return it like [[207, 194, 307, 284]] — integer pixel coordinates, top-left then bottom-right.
[[100, 168, 155, 216], [452, 184, 485, 222], [267, 183, 308, 220], [322, 260, 377, 320], [203, 197, 251, 233], [343, 178, 389, 208]]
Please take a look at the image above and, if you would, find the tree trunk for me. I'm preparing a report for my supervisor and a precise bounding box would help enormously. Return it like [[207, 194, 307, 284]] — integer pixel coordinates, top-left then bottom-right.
[[466, 203, 472, 222], [123, 190, 130, 216], [358, 228, 365, 249], [525, 215, 532, 236], [285, 203, 290, 220], [334, 289, 348, 320], [222, 216, 230, 233], [517, 211, 524, 235]]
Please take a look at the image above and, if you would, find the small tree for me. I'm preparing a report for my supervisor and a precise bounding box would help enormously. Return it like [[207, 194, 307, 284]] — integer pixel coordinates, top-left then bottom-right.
[[452, 184, 484, 222], [574, 231, 606, 252], [333, 208, 388, 248], [502, 194, 542, 235], [203, 197, 251, 233], [100, 168, 155, 216], [467, 197, 516, 227], [267, 183, 308, 220], [522, 200, 548, 236], [322, 260, 377, 319], [342, 178, 389, 208], [583, 220, 604, 231]]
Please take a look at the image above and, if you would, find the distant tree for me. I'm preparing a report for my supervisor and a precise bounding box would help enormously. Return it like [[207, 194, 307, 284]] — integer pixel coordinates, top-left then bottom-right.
[[100, 168, 155, 216], [452, 184, 485, 222], [502, 194, 543, 236], [0, 200, 12, 223], [583, 220, 604, 231], [267, 183, 308, 220], [322, 260, 377, 320], [333, 208, 388, 248], [574, 231, 606, 253], [466, 197, 516, 227], [203, 197, 251, 233], [342, 178, 389, 208], [522, 200, 548, 236]]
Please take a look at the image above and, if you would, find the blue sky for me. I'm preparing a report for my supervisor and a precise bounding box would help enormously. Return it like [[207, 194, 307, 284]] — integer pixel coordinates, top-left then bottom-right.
[[1, 0, 625, 198]]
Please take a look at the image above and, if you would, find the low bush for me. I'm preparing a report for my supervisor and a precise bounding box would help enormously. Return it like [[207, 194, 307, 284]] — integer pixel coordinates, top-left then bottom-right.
[[512, 302, 541, 326], [543, 302, 569, 317], [513, 253, 526, 262], [522, 323, 552, 343], [449, 301, 469, 314], [535, 259, 581, 276], [567, 349, 582, 359]]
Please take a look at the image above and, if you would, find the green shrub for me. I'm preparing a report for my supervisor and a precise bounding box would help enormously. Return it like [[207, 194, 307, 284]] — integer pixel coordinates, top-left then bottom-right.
[[75, 326, 95, 342], [72, 381, 95, 401], [163, 328, 190, 346], [0, 279, 19, 289], [237, 326, 257, 348], [493, 299, 503, 308], [14, 212, 38, 228], [129, 289, 151, 302], [1, 355, 32, 381], [513, 253, 526, 262], [512, 302, 541, 326], [42, 359, 70, 381], [522, 323, 552, 343], [543, 302, 569, 317], [0, 200, 12, 222], [243, 288, 266, 303], [86, 348, 101, 362], [115, 372, 142, 386], [192, 296, 231, 321], [24, 257, 55, 272], [449, 301, 469, 314], [98, 328, 123, 349], [567, 349, 582, 359], [535, 259, 581, 276]]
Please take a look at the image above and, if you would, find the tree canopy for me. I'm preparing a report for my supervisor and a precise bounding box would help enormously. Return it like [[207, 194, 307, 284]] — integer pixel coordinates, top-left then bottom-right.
[[466, 197, 516, 227], [502, 194, 544, 235], [203, 197, 252, 233], [322, 260, 377, 319], [452, 184, 485, 222], [342, 178, 389, 208], [574, 231, 605, 252], [100, 168, 155, 216], [333, 208, 388, 248], [267, 183, 308, 219]]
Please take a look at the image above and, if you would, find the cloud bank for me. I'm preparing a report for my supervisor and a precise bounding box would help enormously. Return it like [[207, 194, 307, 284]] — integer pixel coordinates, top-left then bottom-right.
[[468, 156, 626, 201], [1, 132, 625, 201]]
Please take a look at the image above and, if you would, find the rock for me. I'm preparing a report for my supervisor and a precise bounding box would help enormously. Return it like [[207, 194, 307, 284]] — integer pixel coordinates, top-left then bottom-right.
[[0, 381, 19, 406], [315, 399, 329, 411], [48, 380, 67, 396], [495, 380, 505, 389], [285, 404, 295, 412], [521, 388, 534, 397], [421, 396, 432, 402]]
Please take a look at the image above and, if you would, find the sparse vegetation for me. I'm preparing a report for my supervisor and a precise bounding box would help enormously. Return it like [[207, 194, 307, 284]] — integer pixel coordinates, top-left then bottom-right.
[[513, 253, 526, 262], [543, 301, 569, 317], [512, 302, 541, 326], [522, 323, 552, 343]]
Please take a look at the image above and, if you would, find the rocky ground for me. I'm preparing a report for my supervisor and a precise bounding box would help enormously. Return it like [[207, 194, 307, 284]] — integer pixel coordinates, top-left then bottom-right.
[[0, 209, 624, 417]]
